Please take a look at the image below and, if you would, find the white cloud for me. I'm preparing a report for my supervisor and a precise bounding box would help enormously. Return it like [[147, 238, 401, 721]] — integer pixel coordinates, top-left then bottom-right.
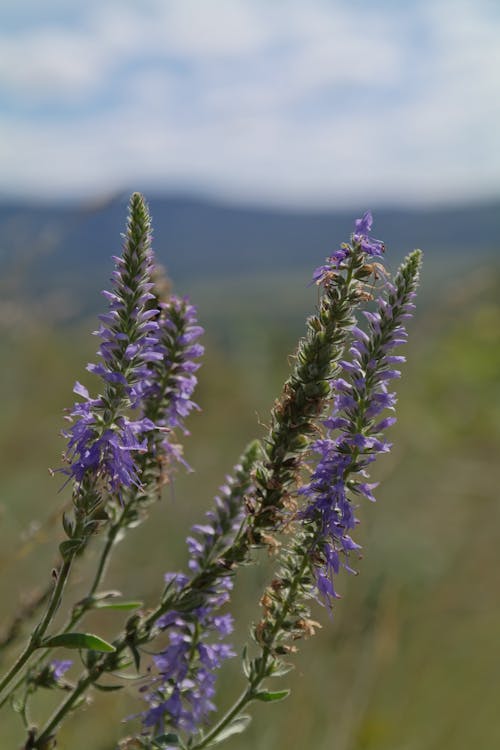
[[0, 0, 499, 206]]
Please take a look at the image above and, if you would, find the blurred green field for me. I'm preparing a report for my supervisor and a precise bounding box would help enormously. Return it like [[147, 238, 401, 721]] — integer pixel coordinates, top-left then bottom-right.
[[1, 255, 500, 749]]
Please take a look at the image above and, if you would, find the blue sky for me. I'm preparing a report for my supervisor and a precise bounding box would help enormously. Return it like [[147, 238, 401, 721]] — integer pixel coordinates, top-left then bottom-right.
[[0, 0, 499, 207]]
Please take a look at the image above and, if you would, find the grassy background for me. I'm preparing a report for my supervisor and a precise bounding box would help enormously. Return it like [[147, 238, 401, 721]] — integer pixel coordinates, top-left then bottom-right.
[[1, 252, 500, 749]]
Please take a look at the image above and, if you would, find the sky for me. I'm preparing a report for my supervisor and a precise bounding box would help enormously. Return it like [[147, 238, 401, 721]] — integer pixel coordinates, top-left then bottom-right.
[[0, 0, 499, 208]]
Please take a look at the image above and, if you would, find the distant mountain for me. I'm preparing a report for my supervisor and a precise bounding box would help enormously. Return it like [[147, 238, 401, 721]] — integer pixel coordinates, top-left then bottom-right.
[[0, 194, 498, 319]]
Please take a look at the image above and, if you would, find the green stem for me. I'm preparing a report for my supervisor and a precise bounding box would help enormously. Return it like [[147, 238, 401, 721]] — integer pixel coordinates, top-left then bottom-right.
[[34, 669, 97, 747], [66, 500, 130, 630], [191, 687, 254, 750], [1, 499, 133, 714], [0, 502, 130, 713], [89, 526, 118, 598], [257, 550, 310, 675], [0, 557, 73, 701], [191, 551, 310, 750]]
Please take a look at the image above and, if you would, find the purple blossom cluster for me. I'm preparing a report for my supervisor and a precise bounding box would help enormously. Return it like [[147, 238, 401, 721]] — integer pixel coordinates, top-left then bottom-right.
[[313, 210, 384, 284], [138, 454, 257, 737], [65, 383, 155, 492], [140, 295, 204, 473], [156, 296, 204, 434], [185, 475, 247, 571], [352, 210, 385, 257], [141, 572, 235, 735], [63, 197, 205, 498], [89, 261, 161, 407], [302, 247, 418, 607], [64, 197, 162, 494], [141, 572, 235, 732]]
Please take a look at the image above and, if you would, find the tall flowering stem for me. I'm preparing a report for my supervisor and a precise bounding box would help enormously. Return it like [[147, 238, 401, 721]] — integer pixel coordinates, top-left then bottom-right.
[[185, 241, 421, 750], [249, 213, 385, 547], [241, 249, 422, 718], [301, 249, 422, 606], [85, 293, 205, 618], [184, 217, 419, 750], [2, 264, 205, 719], [64, 192, 160, 497], [0, 193, 161, 704], [137, 443, 259, 740], [134, 218, 389, 747], [74, 292, 204, 620], [117, 294, 204, 531]]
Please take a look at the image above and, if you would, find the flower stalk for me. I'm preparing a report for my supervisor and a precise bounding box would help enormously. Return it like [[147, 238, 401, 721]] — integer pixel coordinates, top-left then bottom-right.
[[232, 250, 422, 740]]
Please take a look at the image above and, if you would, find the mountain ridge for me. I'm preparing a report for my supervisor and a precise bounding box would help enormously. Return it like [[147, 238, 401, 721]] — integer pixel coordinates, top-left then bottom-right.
[[1, 194, 498, 311]]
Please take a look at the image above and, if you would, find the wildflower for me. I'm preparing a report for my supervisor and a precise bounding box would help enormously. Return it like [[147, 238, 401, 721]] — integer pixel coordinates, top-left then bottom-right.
[[352, 210, 385, 257], [138, 443, 259, 738], [139, 295, 204, 476], [313, 209, 384, 285], [27, 660, 73, 691], [302, 250, 422, 607], [140, 559, 235, 734], [252, 215, 378, 542], [141, 592, 236, 734], [63, 193, 160, 495], [50, 660, 73, 684]]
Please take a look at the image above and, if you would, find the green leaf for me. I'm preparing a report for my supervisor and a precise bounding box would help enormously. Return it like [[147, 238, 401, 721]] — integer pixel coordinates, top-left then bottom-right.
[[62, 513, 73, 537], [71, 695, 87, 711], [241, 645, 252, 679], [270, 662, 295, 677], [107, 671, 138, 681], [93, 600, 143, 611], [93, 590, 123, 600], [152, 734, 180, 748], [93, 682, 124, 692], [129, 643, 141, 671], [84, 520, 100, 535], [59, 539, 83, 560], [254, 689, 291, 702], [207, 715, 251, 746], [41, 632, 116, 652]]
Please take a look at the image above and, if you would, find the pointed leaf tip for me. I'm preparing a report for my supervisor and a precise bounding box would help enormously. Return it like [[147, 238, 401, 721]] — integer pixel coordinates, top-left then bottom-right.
[[41, 632, 116, 653]]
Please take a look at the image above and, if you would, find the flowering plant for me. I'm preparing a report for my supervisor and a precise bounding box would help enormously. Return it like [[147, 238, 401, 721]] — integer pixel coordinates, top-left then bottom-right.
[[0, 194, 421, 749]]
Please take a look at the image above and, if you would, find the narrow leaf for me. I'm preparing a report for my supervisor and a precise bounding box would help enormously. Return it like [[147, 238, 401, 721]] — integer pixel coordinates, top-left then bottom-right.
[[59, 539, 83, 560], [129, 643, 141, 671], [207, 715, 251, 746], [242, 645, 251, 679], [93, 600, 143, 611], [62, 513, 73, 537], [41, 632, 116, 653], [270, 662, 295, 677], [254, 688, 291, 703], [93, 682, 124, 692], [93, 590, 123, 600]]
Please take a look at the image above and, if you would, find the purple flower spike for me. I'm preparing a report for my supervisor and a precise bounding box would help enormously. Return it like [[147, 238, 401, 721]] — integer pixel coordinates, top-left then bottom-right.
[[302, 249, 421, 608], [63, 193, 160, 495], [139, 294, 204, 475], [138, 443, 259, 739], [140, 571, 236, 734]]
